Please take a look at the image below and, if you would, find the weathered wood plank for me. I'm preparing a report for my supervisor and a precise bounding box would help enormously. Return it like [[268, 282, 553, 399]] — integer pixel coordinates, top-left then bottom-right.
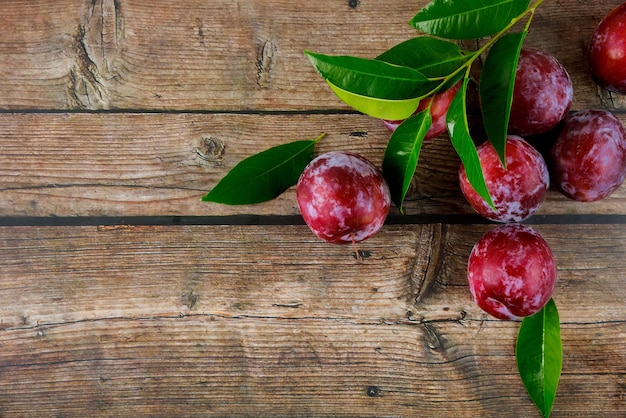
[[0, 224, 424, 328], [0, 0, 624, 111], [1, 113, 625, 217], [1, 317, 623, 416], [1, 224, 623, 328], [0, 224, 623, 416], [0, 0, 418, 110]]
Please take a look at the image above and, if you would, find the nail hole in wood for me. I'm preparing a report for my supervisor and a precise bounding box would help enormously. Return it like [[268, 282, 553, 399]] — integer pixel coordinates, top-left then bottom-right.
[[366, 385, 380, 397]]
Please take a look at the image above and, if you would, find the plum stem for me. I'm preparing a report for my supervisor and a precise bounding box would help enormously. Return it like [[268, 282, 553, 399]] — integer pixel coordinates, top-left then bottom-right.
[[351, 234, 362, 261]]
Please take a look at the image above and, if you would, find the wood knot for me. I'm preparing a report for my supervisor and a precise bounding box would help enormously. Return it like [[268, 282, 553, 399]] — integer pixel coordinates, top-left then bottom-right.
[[256, 40, 276, 88], [68, 0, 123, 109], [181, 291, 198, 310], [195, 136, 225, 166], [423, 323, 441, 351], [597, 85, 626, 111]]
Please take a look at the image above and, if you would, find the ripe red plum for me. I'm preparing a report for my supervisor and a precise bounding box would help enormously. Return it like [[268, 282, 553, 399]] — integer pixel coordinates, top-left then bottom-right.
[[509, 48, 573, 136], [467, 224, 557, 320], [296, 151, 391, 244], [589, 3, 626, 93], [459, 135, 549, 223], [550, 109, 626, 202]]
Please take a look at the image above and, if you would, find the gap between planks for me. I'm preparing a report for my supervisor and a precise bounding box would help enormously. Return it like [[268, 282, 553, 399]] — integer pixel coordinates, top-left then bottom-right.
[[1, 214, 626, 227]]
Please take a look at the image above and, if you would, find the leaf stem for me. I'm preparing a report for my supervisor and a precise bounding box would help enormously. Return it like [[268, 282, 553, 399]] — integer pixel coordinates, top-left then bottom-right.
[[314, 132, 327, 143], [351, 234, 363, 261]]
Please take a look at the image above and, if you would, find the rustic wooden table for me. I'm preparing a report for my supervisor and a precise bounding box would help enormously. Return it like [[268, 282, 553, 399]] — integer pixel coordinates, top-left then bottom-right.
[[0, 0, 624, 416]]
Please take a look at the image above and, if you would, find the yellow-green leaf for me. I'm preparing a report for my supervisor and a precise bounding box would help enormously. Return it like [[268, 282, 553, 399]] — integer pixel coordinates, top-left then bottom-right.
[[328, 81, 422, 120]]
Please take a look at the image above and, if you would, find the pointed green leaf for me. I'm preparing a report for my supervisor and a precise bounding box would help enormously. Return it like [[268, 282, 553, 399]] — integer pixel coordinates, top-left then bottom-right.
[[382, 109, 432, 212], [516, 299, 562, 418], [202, 136, 323, 205], [376, 36, 468, 79], [305, 50, 435, 100], [480, 31, 527, 167], [327, 81, 422, 120], [446, 78, 494, 208], [410, 0, 531, 40]]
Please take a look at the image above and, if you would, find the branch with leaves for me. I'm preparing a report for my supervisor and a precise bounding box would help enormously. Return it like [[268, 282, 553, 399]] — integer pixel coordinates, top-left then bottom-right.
[[305, 0, 544, 212], [204, 1, 561, 416]]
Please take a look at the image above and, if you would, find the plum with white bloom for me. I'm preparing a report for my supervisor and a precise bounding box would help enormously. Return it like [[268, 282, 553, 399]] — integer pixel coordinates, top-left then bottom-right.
[[589, 3, 626, 93], [459, 135, 549, 223], [296, 151, 390, 245], [550, 109, 626, 202], [508, 48, 573, 136], [467, 224, 557, 320]]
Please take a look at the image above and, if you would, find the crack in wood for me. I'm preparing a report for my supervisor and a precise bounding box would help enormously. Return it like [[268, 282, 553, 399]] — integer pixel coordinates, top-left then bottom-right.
[[272, 302, 304, 309], [0, 313, 434, 333], [0, 183, 208, 193], [70, 24, 107, 108], [348, 131, 369, 138], [195, 17, 206, 47], [422, 323, 441, 350], [411, 224, 447, 304], [256, 40, 276, 89], [2, 312, 623, 334]]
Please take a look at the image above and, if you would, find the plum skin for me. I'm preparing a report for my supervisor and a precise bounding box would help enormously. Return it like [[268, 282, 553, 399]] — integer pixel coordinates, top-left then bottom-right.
[[508, 48, 573, 136], [296, 151, 391, 244], [459, 135, 550, 223], [589, 3, 626, 93], [467, 224, 557, 320], [383, 82, 461, 137], [550, 109, 626, 202]]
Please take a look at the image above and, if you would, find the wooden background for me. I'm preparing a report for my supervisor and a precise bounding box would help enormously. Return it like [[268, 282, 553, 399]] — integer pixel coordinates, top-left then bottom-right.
[[0, 0, 624, 416]]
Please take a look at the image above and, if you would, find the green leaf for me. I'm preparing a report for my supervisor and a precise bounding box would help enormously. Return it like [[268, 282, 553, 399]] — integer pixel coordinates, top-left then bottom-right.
[[304, 50, 435, 100], [446, 78, 494, 208], [382, 109, 432, 212], [516, 299, 562, 418], [327, 81, 422, 120], [480, 31, 527, 167], [202, 135, 323, 205], [409, 0, 531, 40], [376, 36, 468, 79]]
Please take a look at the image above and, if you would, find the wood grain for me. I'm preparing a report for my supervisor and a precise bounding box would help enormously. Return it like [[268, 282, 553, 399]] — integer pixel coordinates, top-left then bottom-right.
[[1, 224, 623, 326], [1, 0, 625, 416], [1, 112, 625, 217], [0, 0, 623, 111], [0, 0, 418, 110], [0, 224, 624, 415], [2, 317, 623, 417]]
